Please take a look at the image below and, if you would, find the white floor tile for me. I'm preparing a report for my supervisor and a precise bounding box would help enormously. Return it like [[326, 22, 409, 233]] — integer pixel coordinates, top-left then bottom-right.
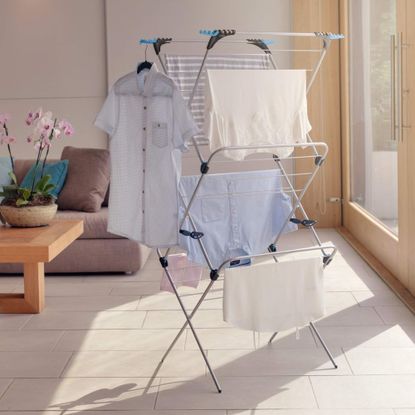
[[324, 291, 359, 311], [353, 290, 403, 307], [0, 379, 12, 399], [0, 284, 19, 293], [311, 375, 415, 408], [45, 283, 111, 296], [0, 330, 62, 351], [55, 329, 186, 351], [0, 378, 159, 411], [228, 410, 394, 415], [0, 412, 224, 415], [156, 376, 317, 409], [375, 306, 415, 325], [143, 310, 231, 329], [185, 328, 255, 350], [208, 348, 350, 376], [110, 282, 162, 296], [316, 306, 384, 326], [257, 327, 317, 349], [45, 296, 140, 311], [315, 325, 415, 348], [324, 272, 388, 292], [0, 351, 71, 377], [22, 310, 146, 330], [0, 315, 32, 330], [63, 350, 206, 378], [137, 290, 222, 311], [345, 348, 415, 374]]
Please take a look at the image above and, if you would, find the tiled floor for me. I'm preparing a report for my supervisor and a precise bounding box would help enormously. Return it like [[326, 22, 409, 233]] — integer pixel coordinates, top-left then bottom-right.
[[0, 229, 415, 414]]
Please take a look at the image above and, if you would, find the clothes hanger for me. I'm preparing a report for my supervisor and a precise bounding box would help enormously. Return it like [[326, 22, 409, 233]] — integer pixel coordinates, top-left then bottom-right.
[[137, 45, 153, 73]]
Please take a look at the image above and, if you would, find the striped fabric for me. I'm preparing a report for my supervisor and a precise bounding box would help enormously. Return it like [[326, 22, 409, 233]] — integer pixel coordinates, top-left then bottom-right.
[[164, 54, 271, 143]]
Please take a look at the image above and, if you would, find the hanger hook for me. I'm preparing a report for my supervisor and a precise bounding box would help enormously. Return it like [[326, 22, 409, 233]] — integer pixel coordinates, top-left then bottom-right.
[[145, 45, 148, 61]]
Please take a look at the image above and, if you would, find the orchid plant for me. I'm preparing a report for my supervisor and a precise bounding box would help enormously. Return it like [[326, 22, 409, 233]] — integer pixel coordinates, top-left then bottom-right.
[[0, 109, 74, 207]]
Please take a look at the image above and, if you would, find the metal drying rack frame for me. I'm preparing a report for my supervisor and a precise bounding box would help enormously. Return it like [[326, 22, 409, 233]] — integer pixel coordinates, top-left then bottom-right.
[[139, 29, 344, 393]]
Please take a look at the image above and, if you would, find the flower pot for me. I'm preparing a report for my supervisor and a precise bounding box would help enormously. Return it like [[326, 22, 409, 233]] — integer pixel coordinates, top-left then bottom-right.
[[0, 203, 57, 227]]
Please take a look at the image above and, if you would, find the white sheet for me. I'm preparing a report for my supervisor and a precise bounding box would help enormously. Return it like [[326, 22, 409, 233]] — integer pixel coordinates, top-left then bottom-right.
[[223, 256, 324, 332]]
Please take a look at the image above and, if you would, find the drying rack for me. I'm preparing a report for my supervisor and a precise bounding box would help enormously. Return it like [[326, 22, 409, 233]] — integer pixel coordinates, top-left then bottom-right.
[[139, 29, 344, 393]]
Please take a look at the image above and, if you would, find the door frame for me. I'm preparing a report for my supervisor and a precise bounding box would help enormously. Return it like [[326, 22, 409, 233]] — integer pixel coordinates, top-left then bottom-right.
[[339, 0, 410, 288]]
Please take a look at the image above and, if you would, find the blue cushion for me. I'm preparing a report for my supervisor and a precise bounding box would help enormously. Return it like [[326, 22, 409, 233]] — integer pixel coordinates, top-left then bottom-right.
[[21, 160, 69, 198], [0, 157, 13, 202]]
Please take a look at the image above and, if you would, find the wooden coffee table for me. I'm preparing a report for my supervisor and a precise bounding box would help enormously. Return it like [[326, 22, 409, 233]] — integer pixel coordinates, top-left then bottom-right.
[[0, 220, 83, 314]]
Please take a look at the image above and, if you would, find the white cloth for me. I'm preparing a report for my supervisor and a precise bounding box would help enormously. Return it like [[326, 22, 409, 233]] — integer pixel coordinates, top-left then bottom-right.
[[205, 69, 311, 160], [95, 64, 199, 247], [165, 54, 271, 143], [223, 256, 324, 332]]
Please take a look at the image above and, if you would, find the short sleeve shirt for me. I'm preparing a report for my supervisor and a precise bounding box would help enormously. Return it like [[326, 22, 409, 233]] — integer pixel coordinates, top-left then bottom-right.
[[95, 65, 199, 247]]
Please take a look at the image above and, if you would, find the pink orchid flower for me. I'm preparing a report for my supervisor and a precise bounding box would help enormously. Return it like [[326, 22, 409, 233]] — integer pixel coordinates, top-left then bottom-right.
[[58, 119, 74, 136], [53, 128, 61, 139], [0, 135, 16, 145], [25, 108, 42, 126], [0, 113, 11, 125], [42, 135, 51, 147]]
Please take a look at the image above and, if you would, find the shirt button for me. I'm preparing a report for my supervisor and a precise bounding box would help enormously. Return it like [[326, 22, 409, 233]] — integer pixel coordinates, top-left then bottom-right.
[[142, 148, 146, 152], [144, 106, 147, 110], [143, 127, 146, 131], [143, 169, 145, 173]]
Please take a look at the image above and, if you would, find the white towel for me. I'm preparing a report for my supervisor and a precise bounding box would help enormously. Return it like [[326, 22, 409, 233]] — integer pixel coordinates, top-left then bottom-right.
[[223, 256, 324, 332], [205, 69, 311, 160]]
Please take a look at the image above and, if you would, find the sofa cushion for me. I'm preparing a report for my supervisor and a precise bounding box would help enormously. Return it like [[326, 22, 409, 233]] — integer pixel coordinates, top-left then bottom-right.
[[20, 160, 69, 197], [58, 146, 110, 212], [56, 208, 119, 239], [0, 157, 12, 202]]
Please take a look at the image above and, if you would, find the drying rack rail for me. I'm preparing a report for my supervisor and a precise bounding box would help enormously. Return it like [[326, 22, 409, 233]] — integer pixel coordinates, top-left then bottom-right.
[[138, 29, 344, 393]]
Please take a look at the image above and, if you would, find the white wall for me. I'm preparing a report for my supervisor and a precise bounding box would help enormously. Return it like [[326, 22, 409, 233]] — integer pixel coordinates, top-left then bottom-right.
[[106, 0, 292, 84], [0, 0, 292, 166], [0, 0, 108, 159]]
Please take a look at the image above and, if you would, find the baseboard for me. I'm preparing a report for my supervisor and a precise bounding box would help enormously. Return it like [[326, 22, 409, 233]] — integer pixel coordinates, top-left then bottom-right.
[[337, 226, 415, 314]]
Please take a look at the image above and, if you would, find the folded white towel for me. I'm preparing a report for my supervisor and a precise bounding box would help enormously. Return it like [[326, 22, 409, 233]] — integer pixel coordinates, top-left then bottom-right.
[[223, 256, 324, 332]]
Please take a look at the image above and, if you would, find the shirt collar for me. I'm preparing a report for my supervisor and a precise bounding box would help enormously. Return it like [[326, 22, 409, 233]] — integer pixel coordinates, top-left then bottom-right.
[[136, 63, 159, 97]]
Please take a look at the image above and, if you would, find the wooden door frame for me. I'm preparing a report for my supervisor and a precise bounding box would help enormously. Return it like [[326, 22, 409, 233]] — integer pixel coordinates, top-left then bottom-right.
[[338, 0, 415, 297]]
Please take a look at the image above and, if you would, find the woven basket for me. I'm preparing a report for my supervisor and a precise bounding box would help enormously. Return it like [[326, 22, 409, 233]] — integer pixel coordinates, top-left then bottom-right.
[[0, 203, 57, 227]]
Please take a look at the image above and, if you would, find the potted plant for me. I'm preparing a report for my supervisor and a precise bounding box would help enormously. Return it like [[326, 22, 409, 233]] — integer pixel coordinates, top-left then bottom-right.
[[0, 110, 74, 227]]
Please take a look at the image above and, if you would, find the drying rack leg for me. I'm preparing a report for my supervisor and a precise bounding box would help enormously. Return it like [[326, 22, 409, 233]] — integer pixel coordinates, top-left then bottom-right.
[[268, 332, 278, 344], [309, 321, 338, 369], [161, 265, 222, 393], [160, 279, 215, 363]]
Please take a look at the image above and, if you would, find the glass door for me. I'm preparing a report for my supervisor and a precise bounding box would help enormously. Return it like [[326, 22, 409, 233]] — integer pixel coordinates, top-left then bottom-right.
[[349, 0, 398, 235]]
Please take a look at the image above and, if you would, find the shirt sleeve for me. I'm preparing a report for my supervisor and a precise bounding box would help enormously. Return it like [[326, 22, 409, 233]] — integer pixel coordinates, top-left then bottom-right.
[[172, 88, 200, 151], [94, 87, 118, 136]]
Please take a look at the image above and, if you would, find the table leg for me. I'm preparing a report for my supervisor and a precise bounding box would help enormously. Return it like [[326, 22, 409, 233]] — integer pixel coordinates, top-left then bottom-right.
[[24, 262, 45, 313], [0, 262, 45, 314]]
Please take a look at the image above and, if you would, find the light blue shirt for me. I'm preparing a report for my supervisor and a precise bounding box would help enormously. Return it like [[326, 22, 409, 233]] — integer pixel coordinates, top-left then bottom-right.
[[179, 169, 297, 268]]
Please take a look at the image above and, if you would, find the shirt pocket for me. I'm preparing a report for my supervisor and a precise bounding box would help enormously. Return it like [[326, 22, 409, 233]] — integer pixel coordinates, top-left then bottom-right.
[[152, 121, 168, 148], [201, 196, 227, 223]]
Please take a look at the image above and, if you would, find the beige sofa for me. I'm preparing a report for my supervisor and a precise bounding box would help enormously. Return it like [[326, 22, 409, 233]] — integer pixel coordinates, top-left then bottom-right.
[[0, 159, 152, 274]]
